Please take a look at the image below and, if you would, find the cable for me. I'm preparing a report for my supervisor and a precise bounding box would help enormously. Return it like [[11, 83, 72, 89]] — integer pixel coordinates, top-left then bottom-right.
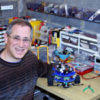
[[81, 74, 100, 80]]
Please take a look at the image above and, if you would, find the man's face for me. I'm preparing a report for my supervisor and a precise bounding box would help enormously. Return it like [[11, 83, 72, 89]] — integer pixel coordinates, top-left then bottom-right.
[[5, 24, 31, 61]]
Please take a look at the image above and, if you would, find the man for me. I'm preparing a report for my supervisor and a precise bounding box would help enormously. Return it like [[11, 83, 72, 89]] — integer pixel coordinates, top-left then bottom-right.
[[0, 19, 52, 100]]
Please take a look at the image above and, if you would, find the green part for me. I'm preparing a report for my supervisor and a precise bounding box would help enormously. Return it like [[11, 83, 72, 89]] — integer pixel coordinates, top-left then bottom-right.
[[83, 85, 95, 93], [55, 75, 61, 79], [83, 87, 88, 92], [64, 77, 69, 80], [89, 87, 95, 93]]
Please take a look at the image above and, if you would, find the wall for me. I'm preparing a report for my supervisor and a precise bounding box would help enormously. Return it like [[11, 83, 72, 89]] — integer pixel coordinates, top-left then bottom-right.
[[0, 0, 18, 25], [0, 0, 27, 25], [18, 0, 27, 17]]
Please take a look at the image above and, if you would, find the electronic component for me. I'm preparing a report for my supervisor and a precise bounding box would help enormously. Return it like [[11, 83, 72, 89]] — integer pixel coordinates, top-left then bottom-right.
[[37, 46, 49, 64], [94, 56, 100, 75]]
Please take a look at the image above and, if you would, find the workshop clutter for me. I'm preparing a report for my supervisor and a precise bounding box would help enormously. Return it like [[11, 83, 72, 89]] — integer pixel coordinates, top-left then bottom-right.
[[37, 45, 50, 64], [0, 25, 7, 49], [51, 29, 61, 48], [94, 56, 100, 75], [97, 34, 100, 55], [94, 34, 100, 75], [30, 21, 62, 47], [30, 19, 51, 46], [2, 17, 100, 76], [27, 1, 100, 22], [27, 1, 68, 17], [29, 19, 42, 45], [8, 16, 31, 23]]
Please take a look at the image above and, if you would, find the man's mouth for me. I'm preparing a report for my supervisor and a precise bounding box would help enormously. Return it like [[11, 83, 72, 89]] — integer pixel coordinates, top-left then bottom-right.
[[15, 48, 25, 54]]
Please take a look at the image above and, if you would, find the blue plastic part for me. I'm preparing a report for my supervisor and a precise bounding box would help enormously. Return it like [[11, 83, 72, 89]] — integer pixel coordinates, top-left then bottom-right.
[[54, 78, 75, 83], [54, 50, 70, 60], [53, 71, 76, 77], [52, 66, 76, 85]]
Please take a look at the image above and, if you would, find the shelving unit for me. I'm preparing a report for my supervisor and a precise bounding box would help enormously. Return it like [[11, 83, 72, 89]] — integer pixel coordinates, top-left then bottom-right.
[[0, 29, 6, 50], [60, 30, 98, 55], [27, 10, 100, 34], [28, 10, 100, 24]]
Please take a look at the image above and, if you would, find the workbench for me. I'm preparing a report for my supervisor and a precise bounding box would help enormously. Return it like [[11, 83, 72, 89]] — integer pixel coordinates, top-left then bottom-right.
[[36, 73, 100, 100]]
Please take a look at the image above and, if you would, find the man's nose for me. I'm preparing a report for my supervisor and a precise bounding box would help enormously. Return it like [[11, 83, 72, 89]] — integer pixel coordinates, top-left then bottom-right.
[[18, 39, 25, 46]]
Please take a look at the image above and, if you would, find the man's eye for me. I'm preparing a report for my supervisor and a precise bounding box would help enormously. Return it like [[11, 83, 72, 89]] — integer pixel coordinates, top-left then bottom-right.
[[14, 37, 19, 40], [23, 39, 30, 42], [13, 37, 20, 40]]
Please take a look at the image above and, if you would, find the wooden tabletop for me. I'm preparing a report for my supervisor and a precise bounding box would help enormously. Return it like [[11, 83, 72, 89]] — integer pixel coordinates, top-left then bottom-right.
[[36, 73, 100, 100]]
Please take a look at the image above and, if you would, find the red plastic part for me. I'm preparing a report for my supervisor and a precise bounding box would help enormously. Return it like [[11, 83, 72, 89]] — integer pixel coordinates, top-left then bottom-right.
[[76, 68, 93, 75]]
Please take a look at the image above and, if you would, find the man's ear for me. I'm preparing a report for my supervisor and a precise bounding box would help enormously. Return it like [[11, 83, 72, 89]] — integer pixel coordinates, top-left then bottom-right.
[[4, 33, 8, 44]]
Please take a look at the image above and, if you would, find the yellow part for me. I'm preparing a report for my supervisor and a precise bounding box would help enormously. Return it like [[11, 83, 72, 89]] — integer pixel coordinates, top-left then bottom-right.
[[37, 46, 49, 64], [52, 31, 60, 48], [52, 37, 60, 48], [30, 20, 41, 45], [8, 18, 13, 23]]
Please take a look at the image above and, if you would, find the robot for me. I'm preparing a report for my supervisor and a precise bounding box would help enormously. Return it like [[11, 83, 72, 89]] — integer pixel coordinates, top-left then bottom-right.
[[51, 49, 80, 88]]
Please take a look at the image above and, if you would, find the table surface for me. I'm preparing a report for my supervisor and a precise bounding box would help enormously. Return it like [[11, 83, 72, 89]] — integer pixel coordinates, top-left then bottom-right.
[[36, 73, 100, 100]]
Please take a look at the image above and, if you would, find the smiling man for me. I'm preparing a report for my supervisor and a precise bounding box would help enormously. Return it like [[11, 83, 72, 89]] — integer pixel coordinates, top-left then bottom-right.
[[2, 20, 32, 62], [0, 19, 52, 100]]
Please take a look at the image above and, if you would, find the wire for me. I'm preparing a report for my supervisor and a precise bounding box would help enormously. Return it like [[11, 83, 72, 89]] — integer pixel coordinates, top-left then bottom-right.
[[81, 74, 100, 80]]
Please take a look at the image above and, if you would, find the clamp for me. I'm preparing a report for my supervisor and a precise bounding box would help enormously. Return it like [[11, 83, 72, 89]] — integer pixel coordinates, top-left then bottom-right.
[[83, 85, 95, 93]]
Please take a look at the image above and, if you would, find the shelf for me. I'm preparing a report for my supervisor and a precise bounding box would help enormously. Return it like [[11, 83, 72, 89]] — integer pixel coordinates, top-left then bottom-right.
[[61, 31, 97, 42], [60, 30, 98, 55], [79, 47, 97, 54], [27, 10, 100, 34], [60, 41, 78, 49], [61, 41, 97, 54], [28, 10, 100, 24]]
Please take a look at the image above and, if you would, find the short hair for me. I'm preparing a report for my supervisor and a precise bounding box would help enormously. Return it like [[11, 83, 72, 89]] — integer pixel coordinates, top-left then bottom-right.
[[6, 19, 33, 41]]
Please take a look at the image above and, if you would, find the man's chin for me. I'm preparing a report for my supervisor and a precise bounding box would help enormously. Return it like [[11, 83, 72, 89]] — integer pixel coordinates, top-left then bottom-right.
[[15, 55, 24, 60], [14, 51, 27, 59]]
